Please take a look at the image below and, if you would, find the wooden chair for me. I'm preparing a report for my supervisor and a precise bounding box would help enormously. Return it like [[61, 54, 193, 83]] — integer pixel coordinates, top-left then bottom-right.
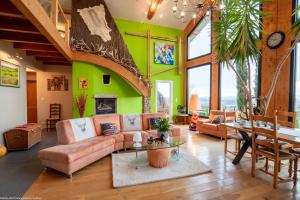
[[224, 111, 244, 155], [275, 110, 297, 128], [251, 115, 298, 189], [46, 104, 61, 131]]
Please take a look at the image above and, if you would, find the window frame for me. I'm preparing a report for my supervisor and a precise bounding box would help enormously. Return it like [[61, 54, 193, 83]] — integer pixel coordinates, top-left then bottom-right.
[[186, 12, 213, 61], [290, 0, 299, 113], [186, 63, 212, 117]]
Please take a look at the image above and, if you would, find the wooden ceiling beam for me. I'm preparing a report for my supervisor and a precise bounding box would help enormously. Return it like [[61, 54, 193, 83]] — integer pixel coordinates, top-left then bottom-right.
[[14, 43, 58, 52], [0, 1, 26, 19], [26, 51, 63, 58], [0, 16, 40, 34], [0, 30, 50, 44], [43, 61, 70, 66], [35, 56, 68, 62], [147, 0, 163, 20]]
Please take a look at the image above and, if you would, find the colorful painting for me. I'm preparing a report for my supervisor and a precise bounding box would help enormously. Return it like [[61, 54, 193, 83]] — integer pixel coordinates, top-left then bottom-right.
[[0, 60, 20, 88], [154, 42, 175, 65], [47, 75, 68, 91], [79, 77, 88, 89]]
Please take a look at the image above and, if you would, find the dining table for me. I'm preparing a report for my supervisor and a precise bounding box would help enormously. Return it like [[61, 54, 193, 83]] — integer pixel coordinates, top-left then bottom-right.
[[222, 122, 300, 165]]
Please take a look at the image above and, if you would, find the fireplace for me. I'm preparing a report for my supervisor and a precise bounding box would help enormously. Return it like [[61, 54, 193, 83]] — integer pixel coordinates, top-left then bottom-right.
[[95, 95, 117, 115]]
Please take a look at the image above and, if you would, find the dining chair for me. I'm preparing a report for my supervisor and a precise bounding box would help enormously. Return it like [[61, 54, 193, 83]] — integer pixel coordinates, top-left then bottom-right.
[[46, 104, 61, 131], [275, 110, 297, 128], [224, 111, 244, 155], [251, 115, 298, 189]]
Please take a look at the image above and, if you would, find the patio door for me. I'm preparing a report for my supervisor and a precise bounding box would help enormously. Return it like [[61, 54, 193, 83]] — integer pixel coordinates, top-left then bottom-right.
[[155, 80, 173, 120]]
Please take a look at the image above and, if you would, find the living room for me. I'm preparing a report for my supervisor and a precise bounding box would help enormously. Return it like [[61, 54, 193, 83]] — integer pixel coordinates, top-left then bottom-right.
[[0, 0, 300, 199]]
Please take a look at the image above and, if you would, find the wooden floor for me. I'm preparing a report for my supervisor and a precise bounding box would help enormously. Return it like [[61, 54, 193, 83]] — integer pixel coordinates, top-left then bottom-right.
[[24, 126, 300, 200]]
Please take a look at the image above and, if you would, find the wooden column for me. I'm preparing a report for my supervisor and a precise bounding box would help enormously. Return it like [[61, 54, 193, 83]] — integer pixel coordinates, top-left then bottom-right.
[[51, 0, 58, 28], [261, 0, 292, 115]]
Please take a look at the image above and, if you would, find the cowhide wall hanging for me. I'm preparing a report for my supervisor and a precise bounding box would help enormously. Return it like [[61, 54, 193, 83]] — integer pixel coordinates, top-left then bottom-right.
[[70, 0, 146, 84]]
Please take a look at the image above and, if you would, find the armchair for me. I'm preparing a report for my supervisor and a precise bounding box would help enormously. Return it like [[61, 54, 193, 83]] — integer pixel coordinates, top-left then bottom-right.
[[197, 110, 227, 139]]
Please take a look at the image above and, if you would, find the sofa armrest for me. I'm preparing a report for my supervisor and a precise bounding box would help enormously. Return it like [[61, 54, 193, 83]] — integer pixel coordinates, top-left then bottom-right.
[[198, 118, 211, 124]]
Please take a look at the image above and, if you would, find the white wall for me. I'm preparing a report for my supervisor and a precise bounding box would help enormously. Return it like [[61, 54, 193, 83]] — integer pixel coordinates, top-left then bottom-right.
[[0, 41, 43, 145], [36, 65, 72, 128]]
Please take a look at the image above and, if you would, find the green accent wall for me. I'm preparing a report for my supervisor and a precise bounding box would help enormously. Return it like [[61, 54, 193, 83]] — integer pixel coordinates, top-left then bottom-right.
[[73, 19, 184, 117]]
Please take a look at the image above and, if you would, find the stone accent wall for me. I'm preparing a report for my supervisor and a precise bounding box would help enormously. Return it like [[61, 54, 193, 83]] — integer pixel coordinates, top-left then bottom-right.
[[142, 96, 151, 113]]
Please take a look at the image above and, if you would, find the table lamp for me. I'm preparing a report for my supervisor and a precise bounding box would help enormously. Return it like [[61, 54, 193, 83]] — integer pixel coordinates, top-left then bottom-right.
[[188, 94, 200, 112], [133, 132, 142, 147]]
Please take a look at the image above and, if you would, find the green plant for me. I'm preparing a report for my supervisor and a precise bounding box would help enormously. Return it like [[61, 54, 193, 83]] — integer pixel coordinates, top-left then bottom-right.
[[155, 118, 171, 133], [214, 0, 266, 117]]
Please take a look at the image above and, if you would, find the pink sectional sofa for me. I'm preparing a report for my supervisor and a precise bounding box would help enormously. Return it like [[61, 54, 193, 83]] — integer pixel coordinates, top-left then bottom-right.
[[38, 113, 180, 178]]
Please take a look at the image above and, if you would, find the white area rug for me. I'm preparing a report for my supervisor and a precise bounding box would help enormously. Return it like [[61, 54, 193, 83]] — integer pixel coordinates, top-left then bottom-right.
[[112, 150, 212, 188]]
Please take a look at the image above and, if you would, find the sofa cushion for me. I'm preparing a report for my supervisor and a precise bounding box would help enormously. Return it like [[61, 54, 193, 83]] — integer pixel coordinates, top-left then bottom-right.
[[148, 117, 161, 130], [212, 115, 224, 124], [101, 134, 124, 143], [201, 123, 219, 131], [56, 118, 96, 145], [92, 114, 121, 136], [142, 113, 164, 130], [70, 118, 97, 142], [38, 137, 115, 163], [101, 123, 119, 135], [121, 114, 142, 131], [121, 131, 148, 142]]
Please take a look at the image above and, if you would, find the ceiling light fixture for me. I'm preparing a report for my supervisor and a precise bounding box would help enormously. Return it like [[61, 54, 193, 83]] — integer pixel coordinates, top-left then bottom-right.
[[172, 0, 219, 23]]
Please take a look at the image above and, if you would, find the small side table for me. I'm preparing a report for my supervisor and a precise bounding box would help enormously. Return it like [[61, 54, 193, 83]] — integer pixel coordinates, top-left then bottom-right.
[[175, 114, 189, 125]]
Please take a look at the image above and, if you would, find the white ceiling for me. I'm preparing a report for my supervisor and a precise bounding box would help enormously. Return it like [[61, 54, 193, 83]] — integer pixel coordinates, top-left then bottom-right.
[[104, 0, 192, 30], [59, 0, 193, 30]]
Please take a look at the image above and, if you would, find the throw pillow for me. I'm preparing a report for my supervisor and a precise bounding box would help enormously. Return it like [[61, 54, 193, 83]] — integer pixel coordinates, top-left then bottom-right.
[[70, 118, 96, 142], [148, 117, 161, 130], [212, 115, 224, 124], [101, 123, 119, 135], [122, 114, 142, 131]]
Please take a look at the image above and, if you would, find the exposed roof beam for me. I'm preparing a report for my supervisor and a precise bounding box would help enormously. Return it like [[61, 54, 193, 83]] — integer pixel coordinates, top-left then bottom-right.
[[43, 61, 70, 66], [11, 0, 72, 61], [0, 30, 50, 44], [14, 43, 58, 52], [35, 56, 68, 62], [147, 0, 163, 20], [26, 51, 63, 58], [0, 16, 40, 34], [0, 1, 26, 19]]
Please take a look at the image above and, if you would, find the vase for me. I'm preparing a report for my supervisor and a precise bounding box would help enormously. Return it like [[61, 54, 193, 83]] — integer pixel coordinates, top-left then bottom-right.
[[0, 145, 7, 158]]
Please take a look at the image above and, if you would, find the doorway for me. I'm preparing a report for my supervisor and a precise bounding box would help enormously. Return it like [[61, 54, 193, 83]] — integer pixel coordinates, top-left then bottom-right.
[[155, 80, 173, 120], [27, 71, 37, 123]]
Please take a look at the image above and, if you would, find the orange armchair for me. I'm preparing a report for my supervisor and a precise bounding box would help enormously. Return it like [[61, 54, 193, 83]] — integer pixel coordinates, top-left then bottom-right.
[[197, 110, 235, 139]]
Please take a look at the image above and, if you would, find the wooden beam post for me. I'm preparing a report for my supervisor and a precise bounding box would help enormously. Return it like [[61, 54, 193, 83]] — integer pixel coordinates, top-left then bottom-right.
[[147, 30, 151, 81], [51, 0, 58, 28], [178, 35, 182, 75]]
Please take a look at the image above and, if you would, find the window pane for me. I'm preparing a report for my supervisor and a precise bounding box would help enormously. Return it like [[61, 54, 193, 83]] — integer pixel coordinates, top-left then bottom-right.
[[188, 14, 211, 59], [220, 65, 237, 110], [295, 43, 300, 127], [187, 64, 211, 117], [220, 60, 258, 111]]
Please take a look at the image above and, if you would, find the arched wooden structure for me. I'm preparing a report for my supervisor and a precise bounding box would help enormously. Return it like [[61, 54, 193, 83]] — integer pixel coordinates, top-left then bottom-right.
[[72, 51, 150, 97]]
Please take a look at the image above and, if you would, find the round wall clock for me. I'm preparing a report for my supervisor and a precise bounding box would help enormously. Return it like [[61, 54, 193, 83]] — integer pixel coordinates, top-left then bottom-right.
[[266, 32, 285, 49]]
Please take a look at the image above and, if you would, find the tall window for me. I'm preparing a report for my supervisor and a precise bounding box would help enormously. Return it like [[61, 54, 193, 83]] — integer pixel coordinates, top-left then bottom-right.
[[187, 13, 211, 60], [294, 43, 300, 127], [220, 60, 259, 110], [293, 0, 300, 127], [187, 64, 211, 117]]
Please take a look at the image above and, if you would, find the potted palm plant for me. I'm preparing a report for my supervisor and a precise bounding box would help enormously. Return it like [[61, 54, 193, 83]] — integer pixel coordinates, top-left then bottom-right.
[[215, 0, 300, 116]]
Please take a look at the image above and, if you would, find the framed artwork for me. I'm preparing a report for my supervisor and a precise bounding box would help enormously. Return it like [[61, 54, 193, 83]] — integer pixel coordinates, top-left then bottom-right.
[[0, 60, 20, 88], [47, 75, 68, 91], [154, 42, 175, 65], [79, 77, 88, 89]]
